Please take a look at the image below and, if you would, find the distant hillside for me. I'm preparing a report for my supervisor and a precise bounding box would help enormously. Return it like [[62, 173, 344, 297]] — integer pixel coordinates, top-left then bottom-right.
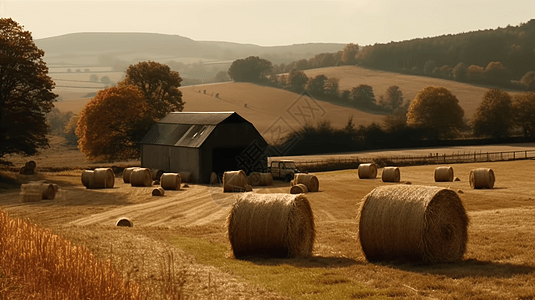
[[35, 32, 345, 66]]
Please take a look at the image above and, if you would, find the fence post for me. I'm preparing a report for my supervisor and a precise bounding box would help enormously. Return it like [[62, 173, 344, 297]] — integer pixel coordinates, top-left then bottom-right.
[[474, 152, 476, 162]]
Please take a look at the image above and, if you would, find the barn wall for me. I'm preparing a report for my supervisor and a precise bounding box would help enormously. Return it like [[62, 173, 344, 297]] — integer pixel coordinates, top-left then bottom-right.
[[141, 144, 172, 171], [169, 147, 201, 182]]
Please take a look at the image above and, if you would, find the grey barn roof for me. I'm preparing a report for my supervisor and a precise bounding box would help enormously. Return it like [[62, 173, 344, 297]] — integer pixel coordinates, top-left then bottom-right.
[[158, 111, 244, 125]]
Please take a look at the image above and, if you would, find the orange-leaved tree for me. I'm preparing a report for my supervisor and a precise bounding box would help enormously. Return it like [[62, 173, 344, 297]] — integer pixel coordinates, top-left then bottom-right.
[[76, 85, 151, 161], [406, 86, 465, 139], [472, 88, 513, 139]]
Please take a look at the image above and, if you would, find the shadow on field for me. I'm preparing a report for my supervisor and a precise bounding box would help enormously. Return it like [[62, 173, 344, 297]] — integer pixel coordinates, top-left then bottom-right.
[[241, 255, 359, 269], [385, 258, 535, 279]]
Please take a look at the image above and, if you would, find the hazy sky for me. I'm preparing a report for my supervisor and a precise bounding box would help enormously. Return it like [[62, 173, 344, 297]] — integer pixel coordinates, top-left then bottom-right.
[[2, 0, 534, 46]]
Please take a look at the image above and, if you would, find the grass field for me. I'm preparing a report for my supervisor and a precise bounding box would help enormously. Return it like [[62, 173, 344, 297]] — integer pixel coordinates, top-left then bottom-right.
[[2, 138, 535, 299]]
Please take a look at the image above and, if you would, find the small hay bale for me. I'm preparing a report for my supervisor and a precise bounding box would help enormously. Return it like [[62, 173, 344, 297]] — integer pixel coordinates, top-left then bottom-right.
[[94, 167, 115, 188], [116, 217, 133, 227], [434, 166, 454, 182], [20, 182, 43, 203], [130, 168, 152, 187], [469, 168, 495, 189], [81, 170, 94, 188], [25, 160, 36, 171], [152, 187, 165, 196], [41, 183, 56, 200], [293, 173, 319, 192], [210, 172, 219, 185], [227, 193, 315, 258], [183, 183, 189, 188], [122, 167, 139, 183], [153, 180, 160, 185], [244, 184, 253, 192], [248, 172, 273, 186], [290, 183, 308, 194], [381, 167, 400, 183], [358, 163, 377, 179], [178, 171, 192, 183], [19, 166, 33, 175], [223, 170, 248, 192], [150, 169, 165, 181], [358, 185, 469, 264], [160, 173, 182, 190]]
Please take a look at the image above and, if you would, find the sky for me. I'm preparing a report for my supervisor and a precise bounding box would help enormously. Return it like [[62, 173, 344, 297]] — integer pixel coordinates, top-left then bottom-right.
[[2, 0, 535, 46]]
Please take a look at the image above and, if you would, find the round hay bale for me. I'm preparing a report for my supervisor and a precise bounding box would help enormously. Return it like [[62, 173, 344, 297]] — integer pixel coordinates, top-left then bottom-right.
[[434, 166, 454, 182], [160, 173, 182, 190], [358, 163, 377, 179], [122, 167, 139, 183], [116, 217, 133, 227], [248, 172, 273, 186], [19, 166, 34, 175], [130, 168, 152, 187], [210, 172, 219, 185], [178, 171, 192, 183], [81, 170, 94, 188], [381, 167, 400, 183], [223, 170, 248, 192], [25, 160, 36, 170], [290, 183, 308, 194], [153, 180, 160, 185], [469, 168, 495, 189], [227, 193, 315, 258], [358, 185, 469, 264], [150, 169, 165, 181], [94, 167, 114, 188], [20, 182, 43, 203], [41, 183, 56, 200], [52, 184, 59, 193], [152, 187, 165, 196], [293, 174, 319, 192]]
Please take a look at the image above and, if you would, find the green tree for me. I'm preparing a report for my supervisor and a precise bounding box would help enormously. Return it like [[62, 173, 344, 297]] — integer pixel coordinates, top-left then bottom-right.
[[76, 85, 151, 161], [0, 18, 57, 158], [89, 74, 99, 82], [512, 92, 535, 138], [379, 85, 404, 110], [287, 69, 308, 93], [120, 61, 184, 120], [472, 88, 513, 138], [228, 56, 272, 82], [350, 84, 376, 108], [306, 74, 328, 96], [214, 70, 230, 82], [64, 114, 79, 146], [341, 43, 359, 65], [406, 86, 465, 139]]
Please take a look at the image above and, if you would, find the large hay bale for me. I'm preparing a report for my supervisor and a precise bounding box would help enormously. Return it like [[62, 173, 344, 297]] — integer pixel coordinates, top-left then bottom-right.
[[227, 193, 315, 258], [222, 170, 248, 192], [248, 172, 273, 186], [358, 163, 377, 179], [116, 217, 133, 227], [434, 166, 454, 182], [122, 167, 139, 183], [94, 168, 114, 188], [470, 168, 495, 189], [293, 173, 319, 192], [41, 183, 56, 200], [178, 171, 192, 183], [130, 168, 152, 187], [152, 187, 165, 196], [358, 185, 469, 264], [381, 167, 400, 183], [20, 182, 43, 203], [160, 173, 181, 190], [150, 169, 165, 181], [81, 170, 94, 188], [290, 183, 308, 194]]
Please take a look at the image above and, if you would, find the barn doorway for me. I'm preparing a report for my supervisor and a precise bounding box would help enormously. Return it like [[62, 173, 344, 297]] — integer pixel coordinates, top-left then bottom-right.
[[212, 147, 246, 177]]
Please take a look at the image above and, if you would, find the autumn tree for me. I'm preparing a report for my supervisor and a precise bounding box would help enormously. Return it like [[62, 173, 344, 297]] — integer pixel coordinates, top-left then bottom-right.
[[472, 89, 513, 139], [287, 69, 308, 92], [306, 74, 328, 96], [483, 61, 508, 84], [323, 77, 340, 98], [406, 86, 465, 139], [452, 62, 468, 82], [341, 43, 359, 65], [379, 85, 404, 110], [512, 92, 535, 138], [228, 56, 272, 82], [350, 84, 376, 108], [76, 85, 151, 161], [120, 61, 183, 120], [0, 18, 57, 158]]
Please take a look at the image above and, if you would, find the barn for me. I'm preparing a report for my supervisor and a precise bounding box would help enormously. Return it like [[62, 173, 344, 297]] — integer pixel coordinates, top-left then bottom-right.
[[139, 112, 268, 183]]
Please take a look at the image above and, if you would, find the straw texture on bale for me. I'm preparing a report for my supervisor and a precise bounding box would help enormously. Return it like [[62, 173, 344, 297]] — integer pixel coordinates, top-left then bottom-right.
[[434, 166, 454, 182], [227, 193, 315, 258], [160, 173, 182, 190], [41, 183, 56, 200], [130, 168, 152, 187], [93, 168, 115, 188], [152, 187, 165, 196], [20, 182, 43, 203], [150, 169, 165, 181], [178, 171, 192, 183], [290, 183, 308, 194], [210, 172, 219, 185], [248, 172, 274, 186], [293, 173, 319, 192], [116, 218, 133, 227], [81, 170, 94, 188], [470, 168, 495, 189], [122, 167, 139, 183], [382, 167, 400, 183], [358, 163, 377, 179], [223, 170, 248, 192], [358, 185, 469, 264]]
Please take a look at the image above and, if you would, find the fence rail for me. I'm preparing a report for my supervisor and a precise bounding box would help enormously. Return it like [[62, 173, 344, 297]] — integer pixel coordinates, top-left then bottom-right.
[[293, 150, 535, 172]]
